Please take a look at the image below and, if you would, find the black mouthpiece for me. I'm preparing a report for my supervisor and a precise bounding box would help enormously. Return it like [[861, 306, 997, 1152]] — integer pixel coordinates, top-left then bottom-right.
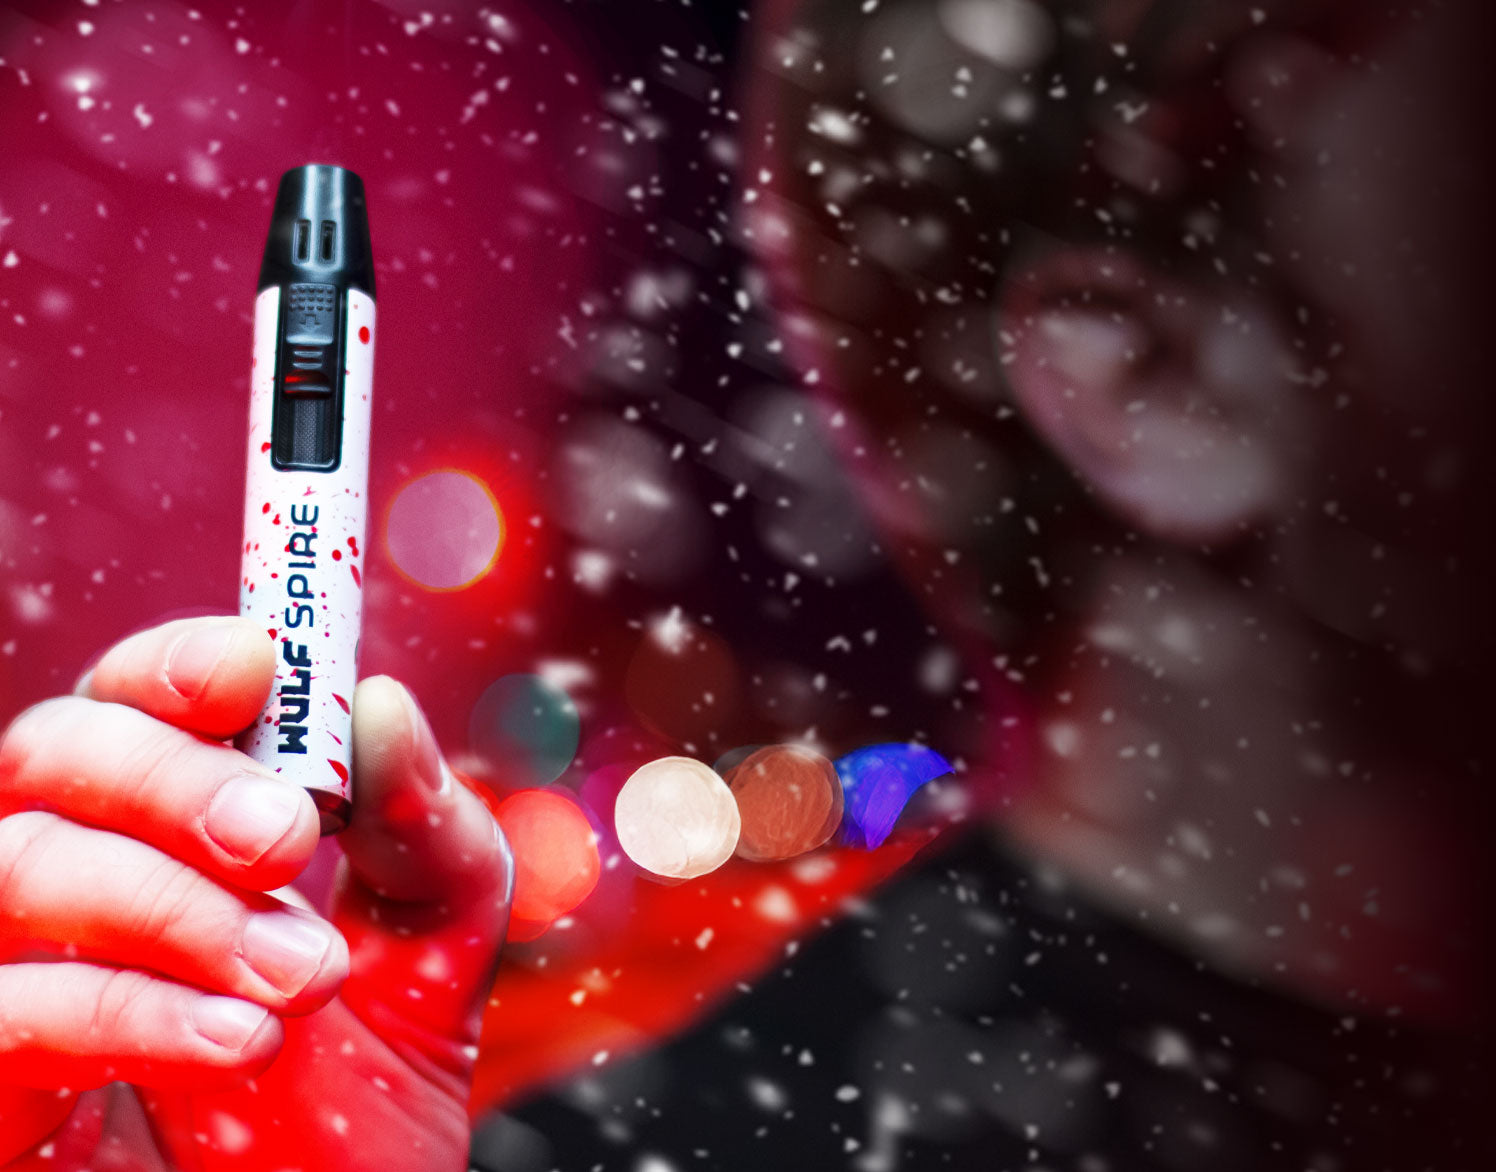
[[258, 164, 375, 297]]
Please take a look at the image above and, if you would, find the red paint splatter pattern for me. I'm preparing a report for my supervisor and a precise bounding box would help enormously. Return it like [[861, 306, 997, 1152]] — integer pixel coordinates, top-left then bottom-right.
[[237, 284, 374, 807]]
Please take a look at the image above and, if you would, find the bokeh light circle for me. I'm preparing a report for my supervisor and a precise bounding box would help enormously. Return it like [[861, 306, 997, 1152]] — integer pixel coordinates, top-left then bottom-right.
[[496, 789, 601, 939], [385, 469, 505, 590], [835, 743, 954, 849], [623, 612, 742, 745], [469, 674, 581, 787], [615, 756, 741, 881], [724, 744, 844, 862]]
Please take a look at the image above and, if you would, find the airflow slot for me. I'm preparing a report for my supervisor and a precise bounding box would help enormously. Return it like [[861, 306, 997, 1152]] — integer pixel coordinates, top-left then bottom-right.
[[319, 220, 335, 262], [294, 219, 311, 262]]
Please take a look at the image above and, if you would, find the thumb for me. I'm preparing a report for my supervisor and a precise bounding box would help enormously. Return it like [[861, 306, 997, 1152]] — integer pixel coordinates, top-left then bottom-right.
[[332, 676, 513, 1067]]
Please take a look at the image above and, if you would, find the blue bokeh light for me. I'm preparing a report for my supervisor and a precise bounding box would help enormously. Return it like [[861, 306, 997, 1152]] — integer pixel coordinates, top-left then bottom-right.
[[833, 742, 953, 848]]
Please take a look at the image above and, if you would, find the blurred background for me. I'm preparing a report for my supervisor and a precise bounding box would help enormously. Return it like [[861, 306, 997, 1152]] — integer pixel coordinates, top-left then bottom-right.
[[0, 0, 1490, 1169]]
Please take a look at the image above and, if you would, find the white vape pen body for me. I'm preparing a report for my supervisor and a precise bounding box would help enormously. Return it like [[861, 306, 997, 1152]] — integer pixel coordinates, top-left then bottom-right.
[[236, 165, 376, 834]]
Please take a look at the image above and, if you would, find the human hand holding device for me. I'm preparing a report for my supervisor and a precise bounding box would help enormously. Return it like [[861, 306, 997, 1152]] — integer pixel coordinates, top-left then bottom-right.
[[0, 616, 512, 1170]]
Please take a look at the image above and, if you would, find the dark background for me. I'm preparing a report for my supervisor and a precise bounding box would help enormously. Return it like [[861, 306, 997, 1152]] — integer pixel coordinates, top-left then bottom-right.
[[1, 1, 1491, 1169]]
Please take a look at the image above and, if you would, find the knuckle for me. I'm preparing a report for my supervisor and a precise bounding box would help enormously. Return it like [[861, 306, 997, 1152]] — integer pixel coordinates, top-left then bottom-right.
[[88, 967, 157, 1044], [0, 697, 85, 788], [113, 719, 203, 809], [0, 810, 63, 906], [127, 855, 203, 948]]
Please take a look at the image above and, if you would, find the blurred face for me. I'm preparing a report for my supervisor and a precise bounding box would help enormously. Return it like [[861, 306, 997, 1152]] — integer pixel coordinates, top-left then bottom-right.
[[744, 0, 1489, 1017], [1236, 2, 1489, 652]]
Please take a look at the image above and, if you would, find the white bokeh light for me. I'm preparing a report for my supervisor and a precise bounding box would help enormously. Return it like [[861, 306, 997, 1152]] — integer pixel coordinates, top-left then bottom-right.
[[385, 470, 504, 591]]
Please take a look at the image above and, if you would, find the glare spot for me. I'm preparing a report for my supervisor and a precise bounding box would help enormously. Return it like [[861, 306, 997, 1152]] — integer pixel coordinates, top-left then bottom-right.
[[754, 884, 799, 923], [11, 584, 54, 625], [36, 288, 73, 319], [937, 0, 1053, 70], [386, 470, 505, 590], [808, 106, 861, 145], [571, 549, 615, 592]]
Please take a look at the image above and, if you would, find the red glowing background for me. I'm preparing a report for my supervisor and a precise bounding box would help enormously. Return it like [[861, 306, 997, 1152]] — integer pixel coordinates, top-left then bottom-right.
[[0, 0, 1000, 1124]]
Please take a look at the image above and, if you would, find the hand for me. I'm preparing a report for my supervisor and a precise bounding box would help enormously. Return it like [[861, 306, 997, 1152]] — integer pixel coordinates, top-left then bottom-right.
[[0, 617, 512, 1170]]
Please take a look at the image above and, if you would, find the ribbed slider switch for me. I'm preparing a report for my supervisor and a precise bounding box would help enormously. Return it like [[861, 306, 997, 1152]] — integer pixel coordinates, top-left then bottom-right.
[[261, 164, 369, 475], [280, 283, 338, 394], [271, 281, 344, 471]]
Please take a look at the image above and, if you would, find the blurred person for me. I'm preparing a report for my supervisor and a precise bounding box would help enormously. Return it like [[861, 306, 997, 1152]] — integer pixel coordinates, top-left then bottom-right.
[[1, 1, 1491, 1171], [502, 0, 1493, 1167], [741, 0, 1492, 1017]]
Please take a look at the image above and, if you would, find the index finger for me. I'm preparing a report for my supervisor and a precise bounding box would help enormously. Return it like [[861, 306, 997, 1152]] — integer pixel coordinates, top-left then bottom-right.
[[75, 616, 275, 740], [0, 697, 320, 892]]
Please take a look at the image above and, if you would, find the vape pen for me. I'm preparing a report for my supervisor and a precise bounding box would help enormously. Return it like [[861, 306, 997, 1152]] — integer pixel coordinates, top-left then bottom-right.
[[236, 164, 375, 834]]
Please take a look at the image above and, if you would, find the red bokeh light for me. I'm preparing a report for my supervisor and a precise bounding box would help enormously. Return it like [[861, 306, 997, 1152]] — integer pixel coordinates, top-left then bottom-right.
[[495, 789, 601, 938]]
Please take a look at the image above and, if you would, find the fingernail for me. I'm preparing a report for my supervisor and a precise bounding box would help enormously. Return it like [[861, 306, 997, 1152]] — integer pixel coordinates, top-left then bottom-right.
[[241, 911, 337, 998], [205, 774, 305, 865], [191, 997, 271, 1051], [397, 682, 448, 794], [166, 621, 241, 700]]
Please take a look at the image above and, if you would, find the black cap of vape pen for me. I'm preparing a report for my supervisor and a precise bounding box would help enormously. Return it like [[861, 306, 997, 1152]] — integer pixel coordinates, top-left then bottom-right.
[[258, 164, 375, 297]]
